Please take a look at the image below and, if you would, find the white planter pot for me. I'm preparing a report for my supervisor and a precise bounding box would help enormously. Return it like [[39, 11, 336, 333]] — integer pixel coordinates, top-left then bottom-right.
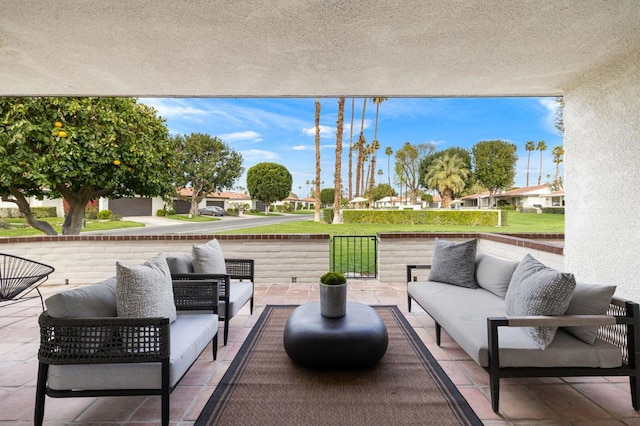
[[319, 282, 347, 318]]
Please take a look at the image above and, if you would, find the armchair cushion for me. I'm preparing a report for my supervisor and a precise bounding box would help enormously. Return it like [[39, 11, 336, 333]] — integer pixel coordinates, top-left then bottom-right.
[[116, 254, 177, 323], [220, 281, 254, 317], [475, 253, 519, 299], [166, 254, 194, 274], [192, 239, 226, 274], [45, 277, 117, 318]]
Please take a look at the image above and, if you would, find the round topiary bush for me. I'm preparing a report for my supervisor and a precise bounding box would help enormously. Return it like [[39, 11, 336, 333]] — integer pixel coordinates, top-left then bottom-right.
[[97, 209, 113, 220]]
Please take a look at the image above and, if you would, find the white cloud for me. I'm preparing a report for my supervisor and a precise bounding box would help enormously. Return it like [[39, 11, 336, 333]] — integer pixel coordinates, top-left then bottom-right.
[[538, 98, 560, 134], [241, 149, 279, 162], [302, 125, 334, 138], [219, 130, 262, 143], [138, 98, 209, 118], [292, 145, 308, 151]]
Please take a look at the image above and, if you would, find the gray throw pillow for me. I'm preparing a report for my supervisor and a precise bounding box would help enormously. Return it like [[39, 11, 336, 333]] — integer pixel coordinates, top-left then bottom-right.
[[46, 277, 117, 318], [505, 254, 576, 349], [563, 282, 616, 345], [116, 254, 177, 323], [192, 239, 227, 274], [166, 254, 195, 274], [428, 238, 478, 289]]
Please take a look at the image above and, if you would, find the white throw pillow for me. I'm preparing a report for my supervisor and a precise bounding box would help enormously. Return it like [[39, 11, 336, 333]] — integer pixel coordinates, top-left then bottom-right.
[[192, 239, 227, 274], [116, 254, 177, 323]]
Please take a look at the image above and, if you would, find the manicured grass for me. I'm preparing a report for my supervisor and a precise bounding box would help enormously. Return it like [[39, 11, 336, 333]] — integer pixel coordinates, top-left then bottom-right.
[[165, 214, 220, 222], [219, 212, 564, 236], [0, 217, 144, 237]]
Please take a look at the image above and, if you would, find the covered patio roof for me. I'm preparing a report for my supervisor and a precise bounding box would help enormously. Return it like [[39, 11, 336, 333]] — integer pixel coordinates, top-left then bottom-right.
[[1, 1, 639, 96]]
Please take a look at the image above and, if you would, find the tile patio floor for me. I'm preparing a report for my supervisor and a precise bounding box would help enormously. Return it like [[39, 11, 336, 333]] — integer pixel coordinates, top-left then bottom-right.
[[2, 281, 640, 425]]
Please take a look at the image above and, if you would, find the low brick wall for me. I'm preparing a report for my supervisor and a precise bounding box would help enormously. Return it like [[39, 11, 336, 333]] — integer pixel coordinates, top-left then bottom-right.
[[0, 234, 330, 285], [0, 232, 565, 286]]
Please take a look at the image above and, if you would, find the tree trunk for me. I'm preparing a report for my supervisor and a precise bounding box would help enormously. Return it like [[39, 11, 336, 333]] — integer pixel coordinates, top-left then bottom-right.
[[441, 188, 453, 208], [314, 98, 322, 223], [3, 189, 58, 235], [348, 98, 355, 203], [333, 98, 345, 224], [62, 200, 87, 235]]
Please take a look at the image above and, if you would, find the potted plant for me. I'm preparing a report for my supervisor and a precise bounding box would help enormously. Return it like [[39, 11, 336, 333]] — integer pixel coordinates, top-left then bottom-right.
[[319, 272, 347, 318]]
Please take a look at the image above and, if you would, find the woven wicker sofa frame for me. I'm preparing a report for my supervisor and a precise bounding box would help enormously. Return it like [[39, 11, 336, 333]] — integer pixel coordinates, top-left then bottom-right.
[[170, 257, 255, 346], [35, 276, 224, 426], [407, 264, 640, 413]]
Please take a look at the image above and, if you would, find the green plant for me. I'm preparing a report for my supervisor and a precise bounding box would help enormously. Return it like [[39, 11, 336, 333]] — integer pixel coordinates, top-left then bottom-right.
[[320, 272, 347, 285], [98, 209, 113, 220], [156, 209, 167, 217]]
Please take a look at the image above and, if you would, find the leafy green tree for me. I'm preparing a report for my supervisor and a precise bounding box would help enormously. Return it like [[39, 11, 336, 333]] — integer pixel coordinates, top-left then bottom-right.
[[173, 133, 244, 216], [371, 183, 397, 202], [395, 142, 436, 204], [420, 147, 473, 193], [471, 140, 518, 207], [554, 96, 564, 136], [320, 188, 336, 206], [0, 97, 176, 235], [246, 162, 292, 213], [424, 153, 470, 208]]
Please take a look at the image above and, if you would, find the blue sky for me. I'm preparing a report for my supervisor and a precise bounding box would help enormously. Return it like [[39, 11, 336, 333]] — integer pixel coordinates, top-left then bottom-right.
[[140, 97, 563, 198]]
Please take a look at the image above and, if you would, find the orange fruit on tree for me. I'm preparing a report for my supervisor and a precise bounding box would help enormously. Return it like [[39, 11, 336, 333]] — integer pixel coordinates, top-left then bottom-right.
[[54, 121, 62, 128], [113, 159, 121, 166], [58, 131, 67, 138]]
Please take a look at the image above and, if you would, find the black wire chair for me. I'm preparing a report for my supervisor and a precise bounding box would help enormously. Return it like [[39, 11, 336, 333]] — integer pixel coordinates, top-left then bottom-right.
[[0, 253, 55, 310]]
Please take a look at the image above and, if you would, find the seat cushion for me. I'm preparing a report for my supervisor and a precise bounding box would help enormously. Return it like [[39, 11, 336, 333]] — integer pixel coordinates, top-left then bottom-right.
[[47, 312, 218, 390], [219, 281, 253, 317]]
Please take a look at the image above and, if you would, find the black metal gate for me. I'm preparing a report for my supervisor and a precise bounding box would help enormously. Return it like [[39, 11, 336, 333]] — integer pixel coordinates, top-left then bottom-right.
[[331, 235, 377, 278]]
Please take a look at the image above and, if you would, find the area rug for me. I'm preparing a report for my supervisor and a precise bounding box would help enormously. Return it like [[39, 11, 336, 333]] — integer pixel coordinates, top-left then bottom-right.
[[196, 305, 482, 425]]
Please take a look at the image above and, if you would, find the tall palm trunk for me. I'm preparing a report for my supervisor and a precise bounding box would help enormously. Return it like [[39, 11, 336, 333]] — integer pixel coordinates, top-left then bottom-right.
[[314, 98, 321, 222], [526, 151, 531, 187], [355, 98, 367, 197], [347, 98, 355, 202], [333, 98, 345, 224]]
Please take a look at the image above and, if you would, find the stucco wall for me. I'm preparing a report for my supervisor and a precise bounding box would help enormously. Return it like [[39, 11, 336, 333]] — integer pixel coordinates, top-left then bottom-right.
[[564, 48, 640, 301]]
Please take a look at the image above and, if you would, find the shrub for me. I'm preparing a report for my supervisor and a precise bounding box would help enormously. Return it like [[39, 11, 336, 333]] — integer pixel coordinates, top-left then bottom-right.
[[226, 208, 239, 216], [320, 272, 347, 285], [342, 209, 500, 226], [98, 209, 113, 220], [85, 204, 98, 219], [521, 207, 538, 214], [323, 208, 334, 224], [31, 207, 58, 218], [111, 214, 122, 221], [156, 209, 167, 217], [542, 207, 565, 214], [0, 208, 21, 218], [0, 220, 10, 229], [166, 208, 176, 215]]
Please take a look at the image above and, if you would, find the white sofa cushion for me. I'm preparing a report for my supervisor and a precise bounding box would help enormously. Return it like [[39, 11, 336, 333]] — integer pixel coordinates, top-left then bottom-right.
[[46, 277, 117, 318], [475, 253, 519, 299]]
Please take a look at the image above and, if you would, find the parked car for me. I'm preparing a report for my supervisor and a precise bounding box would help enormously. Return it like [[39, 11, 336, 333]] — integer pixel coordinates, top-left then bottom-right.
[[198, 206, 227, 216]]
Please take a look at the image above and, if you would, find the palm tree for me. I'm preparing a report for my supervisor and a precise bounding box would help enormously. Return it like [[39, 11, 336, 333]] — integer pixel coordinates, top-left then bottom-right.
[[333, 98, 345, 224], [525, 140, 535, 187], [377, 168, 383, 184], [355, 98, 367, 197], [385, 146, 393, 198], [424, 153, 470, 208], [347, 98, 355, 202], [314, 98, 321, 222], [552, 145, 564, 181], [368, 97, 388, 197], [537, 140, 547, 185]]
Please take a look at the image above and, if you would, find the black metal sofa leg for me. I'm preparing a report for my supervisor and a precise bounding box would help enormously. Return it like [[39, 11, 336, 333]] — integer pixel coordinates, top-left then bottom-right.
[[34, 363, 48, 426], [631, 375, 640, 410], [490, 372, 500, 413], [224, 317, 229, 345]]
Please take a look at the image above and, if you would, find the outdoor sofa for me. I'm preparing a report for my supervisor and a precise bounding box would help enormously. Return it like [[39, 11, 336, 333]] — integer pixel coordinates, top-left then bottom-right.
[[35, 255, 222, 426], [407, 238, 640, 413]]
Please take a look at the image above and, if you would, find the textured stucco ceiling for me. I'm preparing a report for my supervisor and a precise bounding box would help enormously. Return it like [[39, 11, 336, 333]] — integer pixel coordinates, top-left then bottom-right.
[[1, 0, 639, 97]]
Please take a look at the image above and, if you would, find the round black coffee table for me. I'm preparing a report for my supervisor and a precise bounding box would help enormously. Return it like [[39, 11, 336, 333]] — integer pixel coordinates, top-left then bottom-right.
[[283, 302, 388, 370]]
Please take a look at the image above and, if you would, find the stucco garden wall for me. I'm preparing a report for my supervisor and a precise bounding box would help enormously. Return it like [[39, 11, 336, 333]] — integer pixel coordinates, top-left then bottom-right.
[[564, 47, 640, 301]]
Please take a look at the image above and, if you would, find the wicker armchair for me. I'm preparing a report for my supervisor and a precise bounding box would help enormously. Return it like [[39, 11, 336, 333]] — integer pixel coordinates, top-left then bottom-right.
[[35, 276, 222, 426], [0, 253, 54, 309], [169, 258, 255, 345]]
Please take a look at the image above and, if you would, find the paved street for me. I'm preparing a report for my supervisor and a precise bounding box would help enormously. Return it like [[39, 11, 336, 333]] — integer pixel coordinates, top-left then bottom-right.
[[84, 213, 312, 235]]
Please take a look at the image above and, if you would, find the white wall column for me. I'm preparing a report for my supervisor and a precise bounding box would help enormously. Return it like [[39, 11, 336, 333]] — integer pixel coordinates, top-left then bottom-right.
[[564, 48, 640, 300]]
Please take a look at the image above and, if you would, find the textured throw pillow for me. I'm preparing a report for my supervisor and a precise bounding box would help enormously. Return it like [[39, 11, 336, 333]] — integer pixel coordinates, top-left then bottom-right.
[[428, 238, 478, 289], [116, 254, 177, 323], [563, 282, 616, 345], [192, 239, 227, 274], [505, 254, 576, 349]]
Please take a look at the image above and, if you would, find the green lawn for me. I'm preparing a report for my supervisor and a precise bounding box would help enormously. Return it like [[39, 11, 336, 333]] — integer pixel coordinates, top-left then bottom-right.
[[165, 214, 220, 222], [0, 217, 144, 237], [219, 212, 565, 236]]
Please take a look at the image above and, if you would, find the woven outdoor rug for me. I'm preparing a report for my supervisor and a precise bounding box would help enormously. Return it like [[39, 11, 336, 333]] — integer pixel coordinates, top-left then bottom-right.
[[196, 305, 482, 425]]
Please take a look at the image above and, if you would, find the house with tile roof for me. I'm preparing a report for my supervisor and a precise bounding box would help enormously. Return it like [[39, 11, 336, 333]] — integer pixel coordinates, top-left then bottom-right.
[[458, 184, 564, 210]]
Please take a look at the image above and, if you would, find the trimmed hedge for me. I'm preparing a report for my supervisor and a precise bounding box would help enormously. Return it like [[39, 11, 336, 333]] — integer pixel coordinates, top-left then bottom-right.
[[542, 207, 565, 214], [342, 209, 502, 226], [323, 208, 334, 224]]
